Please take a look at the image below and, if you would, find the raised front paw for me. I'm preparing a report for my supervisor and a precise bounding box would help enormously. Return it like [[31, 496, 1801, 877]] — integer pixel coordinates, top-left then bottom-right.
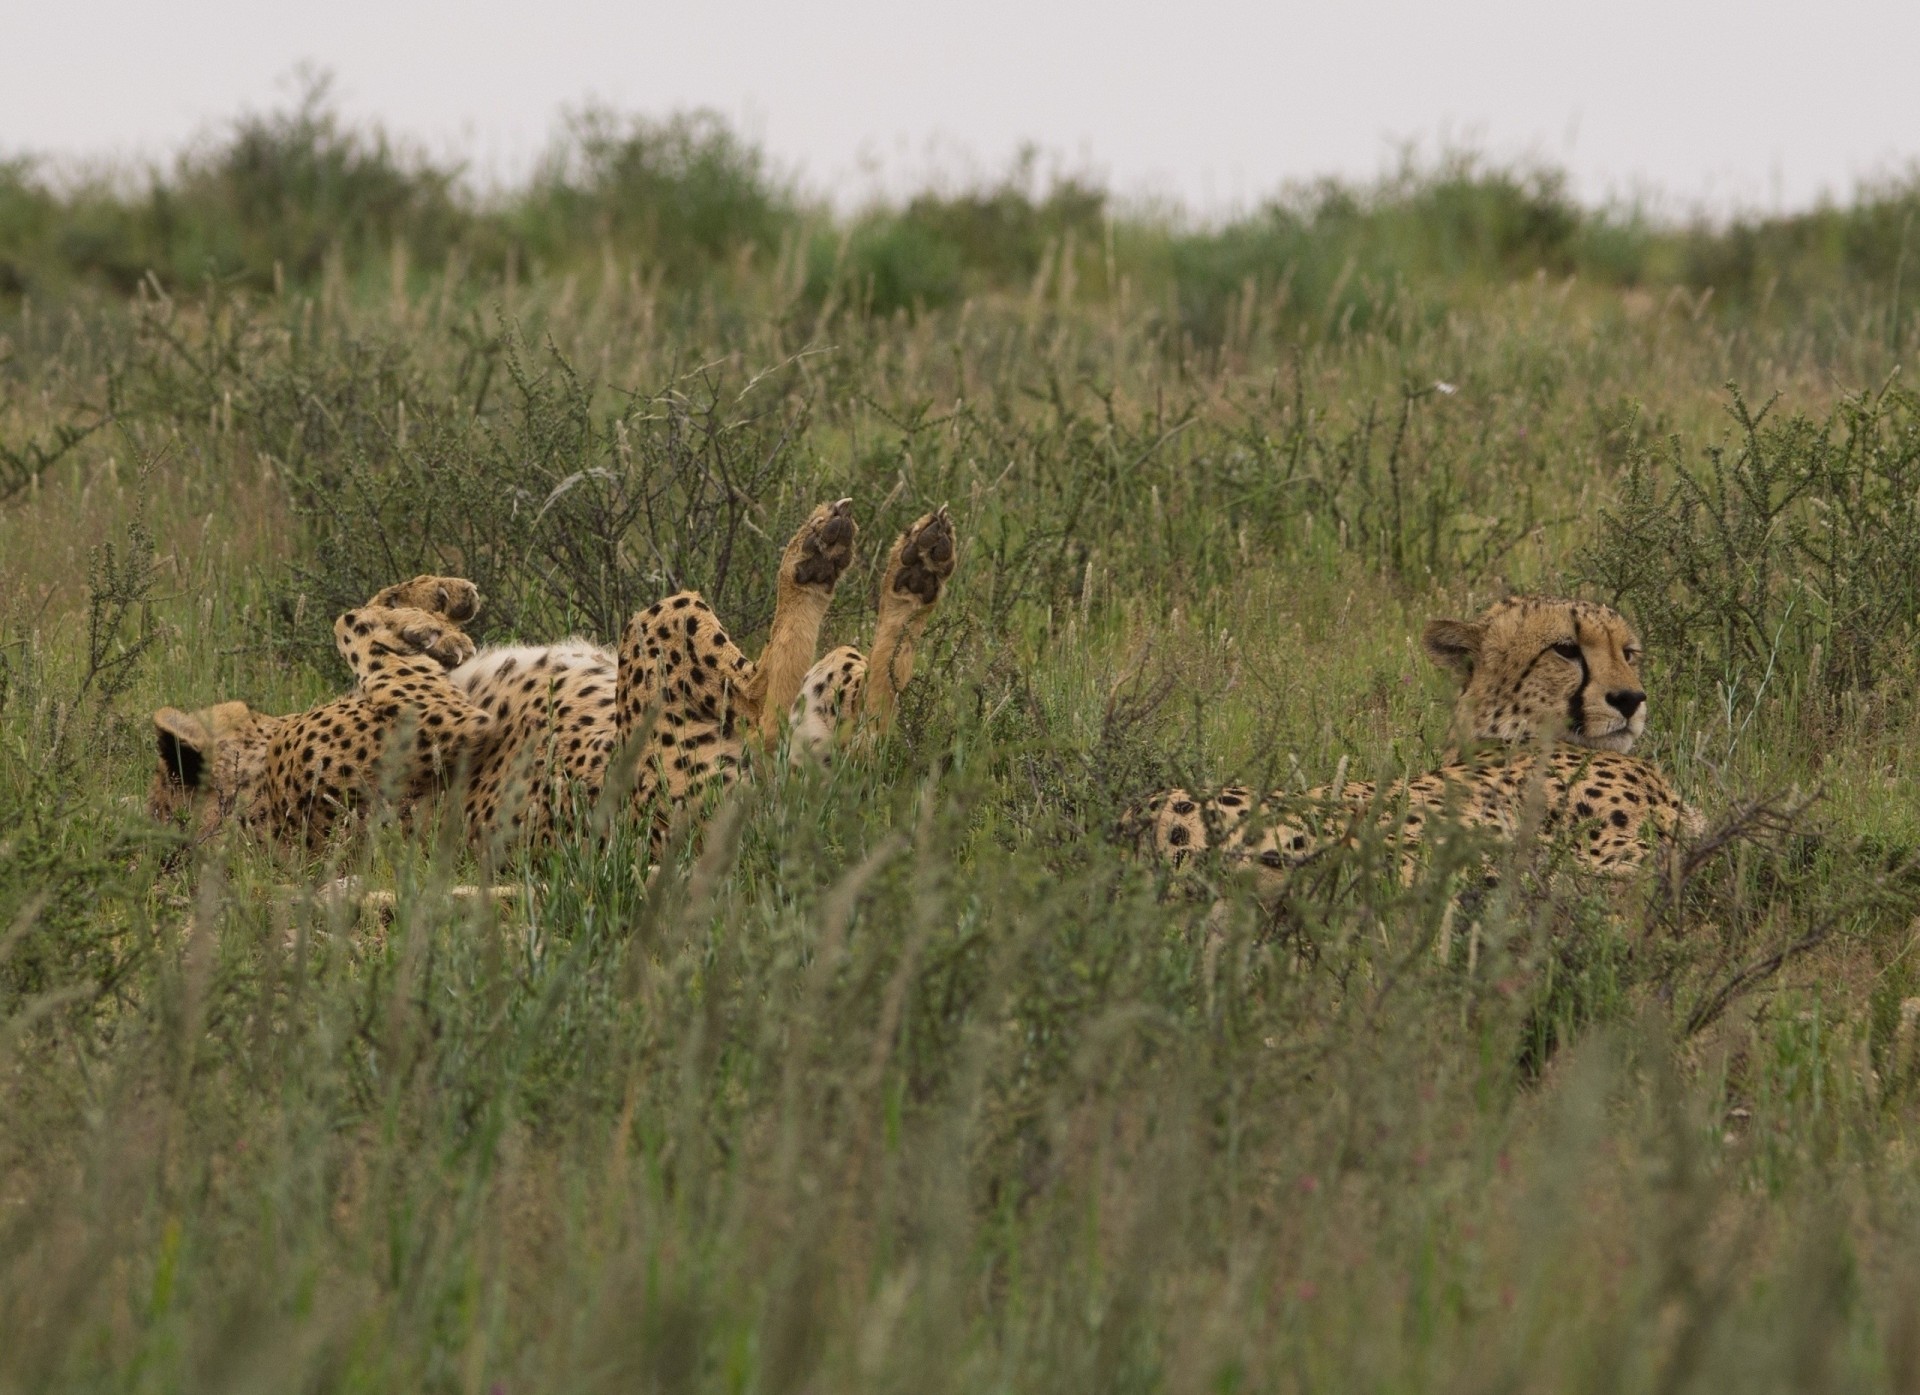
[[379, 608, 477, 668], [368, 575, 482, 625], [785, 498, 858, 590], [405, 619, 476, 669], [886, 506, 956, 607], [336, 603, 479, 678]]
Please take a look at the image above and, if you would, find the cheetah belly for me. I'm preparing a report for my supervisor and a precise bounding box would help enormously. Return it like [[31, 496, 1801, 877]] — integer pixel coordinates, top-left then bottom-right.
[[449, 642, 621, 844], [788, 644, 868, 765]]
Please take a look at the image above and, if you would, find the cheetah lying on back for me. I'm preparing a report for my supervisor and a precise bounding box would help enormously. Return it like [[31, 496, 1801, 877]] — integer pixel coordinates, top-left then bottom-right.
[[1124, 597, 1701, 897], [149, 502, 958, 855]]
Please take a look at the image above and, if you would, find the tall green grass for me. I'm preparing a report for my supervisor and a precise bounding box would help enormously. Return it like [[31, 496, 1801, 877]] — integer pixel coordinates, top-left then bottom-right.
[[6, 106, 1920, 1388]]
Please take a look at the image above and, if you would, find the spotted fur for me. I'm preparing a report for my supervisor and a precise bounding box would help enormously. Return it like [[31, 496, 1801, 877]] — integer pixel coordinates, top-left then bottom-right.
[[1124, 596, 1700, 895], [149, 501, 957, 856], [151, 576, 493, 849]]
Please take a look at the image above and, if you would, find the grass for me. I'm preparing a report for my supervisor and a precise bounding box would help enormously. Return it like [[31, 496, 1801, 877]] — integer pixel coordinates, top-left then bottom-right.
[[7, 100, 1920, 1392]]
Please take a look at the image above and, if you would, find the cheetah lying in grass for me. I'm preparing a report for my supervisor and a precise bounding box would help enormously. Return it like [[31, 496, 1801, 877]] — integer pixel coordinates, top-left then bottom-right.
[[149, 501, 958, 859], [1124, 596, 1701, 898]]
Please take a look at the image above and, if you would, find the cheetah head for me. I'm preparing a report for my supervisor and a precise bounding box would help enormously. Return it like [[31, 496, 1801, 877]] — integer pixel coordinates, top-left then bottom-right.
[[1422, 597, 1648, 752], [148, 700, 284, 839]]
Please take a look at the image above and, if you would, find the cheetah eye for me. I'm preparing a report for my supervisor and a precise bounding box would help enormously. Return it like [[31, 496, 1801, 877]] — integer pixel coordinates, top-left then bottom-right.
[[1551, 641, 1582, 661], [1623, 647, 1642, 665]]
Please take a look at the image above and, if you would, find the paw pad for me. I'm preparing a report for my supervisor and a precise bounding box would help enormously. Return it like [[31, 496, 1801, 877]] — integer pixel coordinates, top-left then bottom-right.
[[792, 498, 858, 588], [891, 507, 956, 605], [435, 580, 482, 625]]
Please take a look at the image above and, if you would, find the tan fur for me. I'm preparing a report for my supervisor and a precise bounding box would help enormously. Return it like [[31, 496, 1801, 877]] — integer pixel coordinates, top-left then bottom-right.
[[150, 701, 285, 841], [151, 580, 494, 850], [1422, 596, 1649, 752], [1125, 596, 1700, 896], [744, 498, 857, 738], [787, 508, 956, 765], [149, 505, 958, 856]]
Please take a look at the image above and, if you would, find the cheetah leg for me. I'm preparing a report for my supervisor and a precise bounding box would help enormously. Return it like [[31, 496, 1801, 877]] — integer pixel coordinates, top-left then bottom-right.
[[333, 604, 478, 681], [785, 508, 957, 764], [614, 590, 757, 831], [328, 578, 490, 777], [744, 498, 858, 738], [312, 877, 525, 922], [859, 507, 955, 733]]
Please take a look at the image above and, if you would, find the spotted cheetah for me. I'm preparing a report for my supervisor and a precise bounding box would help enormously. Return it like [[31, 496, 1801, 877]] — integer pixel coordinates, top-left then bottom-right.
[[1125, 597, 1701, 897], [151, 574, 492, 849], [149, 501, 958, 856]]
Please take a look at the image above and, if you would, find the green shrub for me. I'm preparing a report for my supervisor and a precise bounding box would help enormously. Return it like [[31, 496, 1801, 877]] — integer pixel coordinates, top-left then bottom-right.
[[4, 94, 1918, 352], [1581, 383, 1920, 706], [813, 215, 966, 316], [521, 105, 799, 281]]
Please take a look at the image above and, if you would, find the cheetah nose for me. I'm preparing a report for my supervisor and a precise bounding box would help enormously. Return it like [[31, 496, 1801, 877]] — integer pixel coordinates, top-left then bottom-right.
[[1607, 689, 1645, 720]]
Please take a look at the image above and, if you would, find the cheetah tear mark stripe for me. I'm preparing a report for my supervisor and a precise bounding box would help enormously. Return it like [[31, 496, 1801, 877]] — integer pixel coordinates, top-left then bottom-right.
[[1565, 610, 1590, 741]]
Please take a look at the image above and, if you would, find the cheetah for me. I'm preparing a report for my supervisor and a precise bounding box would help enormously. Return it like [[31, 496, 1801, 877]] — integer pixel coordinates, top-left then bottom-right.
[[150, 574, 492, 849], [149, 502, 958, 856], [1124, 597, 1701, 899]]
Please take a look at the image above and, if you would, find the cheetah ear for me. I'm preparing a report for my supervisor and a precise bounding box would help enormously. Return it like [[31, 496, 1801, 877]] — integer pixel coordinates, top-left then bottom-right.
[[1422, 619, 1485, 680], [153, 707, 209, 788]]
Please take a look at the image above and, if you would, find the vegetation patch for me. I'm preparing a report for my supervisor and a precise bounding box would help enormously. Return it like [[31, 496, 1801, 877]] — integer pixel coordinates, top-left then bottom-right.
[[5, 93, 1920, 1391]]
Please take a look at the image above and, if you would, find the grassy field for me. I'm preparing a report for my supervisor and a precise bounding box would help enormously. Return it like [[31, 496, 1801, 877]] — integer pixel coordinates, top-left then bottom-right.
[[8, 99, 1920, 1392]]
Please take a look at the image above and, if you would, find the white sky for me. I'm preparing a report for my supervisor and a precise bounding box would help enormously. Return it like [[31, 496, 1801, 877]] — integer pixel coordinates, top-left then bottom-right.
[[6, 0, 1919, 217]]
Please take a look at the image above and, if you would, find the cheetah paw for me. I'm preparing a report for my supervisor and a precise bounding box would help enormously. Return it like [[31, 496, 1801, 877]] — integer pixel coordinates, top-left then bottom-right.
[[787, 498, 858, 589], [391, 610, 478, 668], [371, 575, 482, 625], [886, 506, 956, 607]]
